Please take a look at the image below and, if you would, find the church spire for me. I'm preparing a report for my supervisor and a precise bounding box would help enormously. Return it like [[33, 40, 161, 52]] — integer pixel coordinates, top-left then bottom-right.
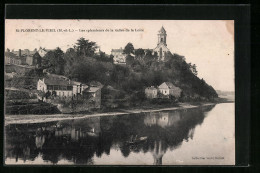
[[159, 26, 166, 34], [158, 26, 167, 46]]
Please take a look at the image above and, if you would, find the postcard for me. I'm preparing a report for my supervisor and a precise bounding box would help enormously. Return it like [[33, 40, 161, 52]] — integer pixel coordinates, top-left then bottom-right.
[[4, 19, 235, 165]]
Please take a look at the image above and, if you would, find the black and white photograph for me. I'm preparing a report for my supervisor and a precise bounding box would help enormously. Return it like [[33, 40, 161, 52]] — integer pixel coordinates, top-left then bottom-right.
[[4, 19, 235, 165]]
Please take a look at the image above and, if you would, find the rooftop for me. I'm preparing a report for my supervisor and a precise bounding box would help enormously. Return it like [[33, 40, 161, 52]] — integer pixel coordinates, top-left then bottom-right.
[[42, 73, 87, 86], [84, 87, 100, 93], [161, 82, 180, 90], [146, 86, 157, 90], [11, 49, 37, 56]]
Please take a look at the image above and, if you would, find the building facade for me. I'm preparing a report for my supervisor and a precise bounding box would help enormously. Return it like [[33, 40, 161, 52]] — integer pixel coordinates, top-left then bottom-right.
[[6, 49, 42, 66], [26, 52, 42, 66], [145, 82, 182, 99], [111, 48, 127, 64], [37, 74, 88, 98], [145, 86, 158, 99], [83, 86, 102, 108], [158, 82, 182, 98]]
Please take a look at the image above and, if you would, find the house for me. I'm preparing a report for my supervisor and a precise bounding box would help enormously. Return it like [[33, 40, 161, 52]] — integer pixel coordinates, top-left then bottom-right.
[[37, 74, 88, 98], [6, 48, 42, 66], [111, 48, 127, 64], [5, 51, 22, 65], [38, 47, 52, 57], [11, 48, 37, 57], [83, 85, 102, 108], [145, 86, 158, 99], [158, 82, 182, 98], [26, 52, 42, 67]]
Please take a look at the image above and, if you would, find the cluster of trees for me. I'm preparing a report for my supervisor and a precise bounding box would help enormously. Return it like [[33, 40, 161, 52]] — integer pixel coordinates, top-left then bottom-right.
[[41, 38, 217, 107]]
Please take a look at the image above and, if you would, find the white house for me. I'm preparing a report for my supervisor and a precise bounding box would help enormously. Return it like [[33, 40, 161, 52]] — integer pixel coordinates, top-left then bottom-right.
[[38, 47, 52, 57], [111, 48, 127, 64], [37, 74, 88, 97], [158, 82, 182, 98], [145, 86, 158, 99]]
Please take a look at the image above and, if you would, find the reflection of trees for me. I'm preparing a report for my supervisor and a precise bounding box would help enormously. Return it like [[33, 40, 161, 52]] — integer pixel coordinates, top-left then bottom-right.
[[5, 105, 215, 165]]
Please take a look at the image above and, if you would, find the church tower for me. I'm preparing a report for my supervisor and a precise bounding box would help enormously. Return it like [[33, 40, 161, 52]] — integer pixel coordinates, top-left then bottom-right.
[[157, 26, 167, 46], [154, 26, 170, 61]]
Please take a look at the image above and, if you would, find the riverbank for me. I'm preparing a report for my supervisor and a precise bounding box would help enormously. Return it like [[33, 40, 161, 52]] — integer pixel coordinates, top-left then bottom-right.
[[4, 102, 219, 125]]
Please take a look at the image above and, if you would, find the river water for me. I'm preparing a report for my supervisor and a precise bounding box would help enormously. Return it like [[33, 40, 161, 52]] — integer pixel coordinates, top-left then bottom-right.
[[4, 103, 235, 165]]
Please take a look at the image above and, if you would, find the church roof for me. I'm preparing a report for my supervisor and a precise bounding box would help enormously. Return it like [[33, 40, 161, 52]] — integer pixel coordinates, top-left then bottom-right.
[[158, 26, 166, 34], [154, 43, 169, 51]]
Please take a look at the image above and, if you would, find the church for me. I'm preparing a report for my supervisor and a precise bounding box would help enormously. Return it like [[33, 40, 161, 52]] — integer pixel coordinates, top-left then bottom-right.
[[153, 26, 171, 61], [111, 26, 171, 63]]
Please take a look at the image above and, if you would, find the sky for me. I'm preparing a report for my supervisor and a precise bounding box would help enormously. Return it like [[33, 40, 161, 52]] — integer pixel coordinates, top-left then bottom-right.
[[5, 20, 234, 91]]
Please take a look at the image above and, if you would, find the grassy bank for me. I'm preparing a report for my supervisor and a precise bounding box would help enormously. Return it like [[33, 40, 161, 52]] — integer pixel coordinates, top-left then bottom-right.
[[4, 102, 222, 125]]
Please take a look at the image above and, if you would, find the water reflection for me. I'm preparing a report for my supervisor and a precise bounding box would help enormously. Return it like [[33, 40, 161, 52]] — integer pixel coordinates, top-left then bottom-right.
[[5, 105, 216, 165]]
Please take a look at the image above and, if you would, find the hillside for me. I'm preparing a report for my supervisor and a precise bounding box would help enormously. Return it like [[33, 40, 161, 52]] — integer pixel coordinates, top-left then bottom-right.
[[15, 38, 218, 109]]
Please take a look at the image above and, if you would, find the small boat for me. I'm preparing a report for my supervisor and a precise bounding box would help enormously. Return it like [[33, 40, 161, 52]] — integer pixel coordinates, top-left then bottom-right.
[[126, 135, 147, 145]]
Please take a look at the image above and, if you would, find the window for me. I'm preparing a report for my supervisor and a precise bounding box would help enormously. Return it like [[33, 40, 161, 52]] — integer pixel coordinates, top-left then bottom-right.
[[47, 85, 53, 90], [165, 91, 166, 93], [54, 85, 59, 90], [61, 86, 67, 90]]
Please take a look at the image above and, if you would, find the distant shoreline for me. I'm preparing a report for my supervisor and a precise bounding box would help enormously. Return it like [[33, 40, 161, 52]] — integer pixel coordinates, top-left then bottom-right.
[[4, 102, 233, 125]]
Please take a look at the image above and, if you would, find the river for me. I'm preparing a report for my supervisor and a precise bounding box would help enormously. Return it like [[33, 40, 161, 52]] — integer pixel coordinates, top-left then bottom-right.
[[4, 103, 235, 165]]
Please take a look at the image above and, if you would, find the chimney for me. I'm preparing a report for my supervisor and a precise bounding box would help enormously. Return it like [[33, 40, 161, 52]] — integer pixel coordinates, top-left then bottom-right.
[[19, 49, 21, 57]]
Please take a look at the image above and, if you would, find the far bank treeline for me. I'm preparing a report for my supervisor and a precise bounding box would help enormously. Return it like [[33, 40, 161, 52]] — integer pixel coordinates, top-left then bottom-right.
[[32, 37, 218, 105]]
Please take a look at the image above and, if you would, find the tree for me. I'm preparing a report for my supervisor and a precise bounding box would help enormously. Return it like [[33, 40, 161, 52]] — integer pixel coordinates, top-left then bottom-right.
[[125, 55, 134, 66], [33, 52, 42, 67], [135, 48, 145, 59], [143, 50, 157, 65], [191, 64, 198, 76], [42, 47, 65, 75], [94, 51, 114, 63], [75, 37, 98, 57], [64, 48, 78, 77], [123, 43, 134, 55]]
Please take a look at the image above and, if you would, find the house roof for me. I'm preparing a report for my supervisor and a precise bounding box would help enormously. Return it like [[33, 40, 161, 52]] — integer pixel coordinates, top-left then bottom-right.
[[160, 82, 180, 90], [44, 78, 71, 86], [47, 73, 69, 80], [43, 73, 87, 86], [5, 52, 18, 58], [154, 43, 169, 50], [12, 49, 37, 56], [85, 87, 100, 93], [146, 87, 157, 90]]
